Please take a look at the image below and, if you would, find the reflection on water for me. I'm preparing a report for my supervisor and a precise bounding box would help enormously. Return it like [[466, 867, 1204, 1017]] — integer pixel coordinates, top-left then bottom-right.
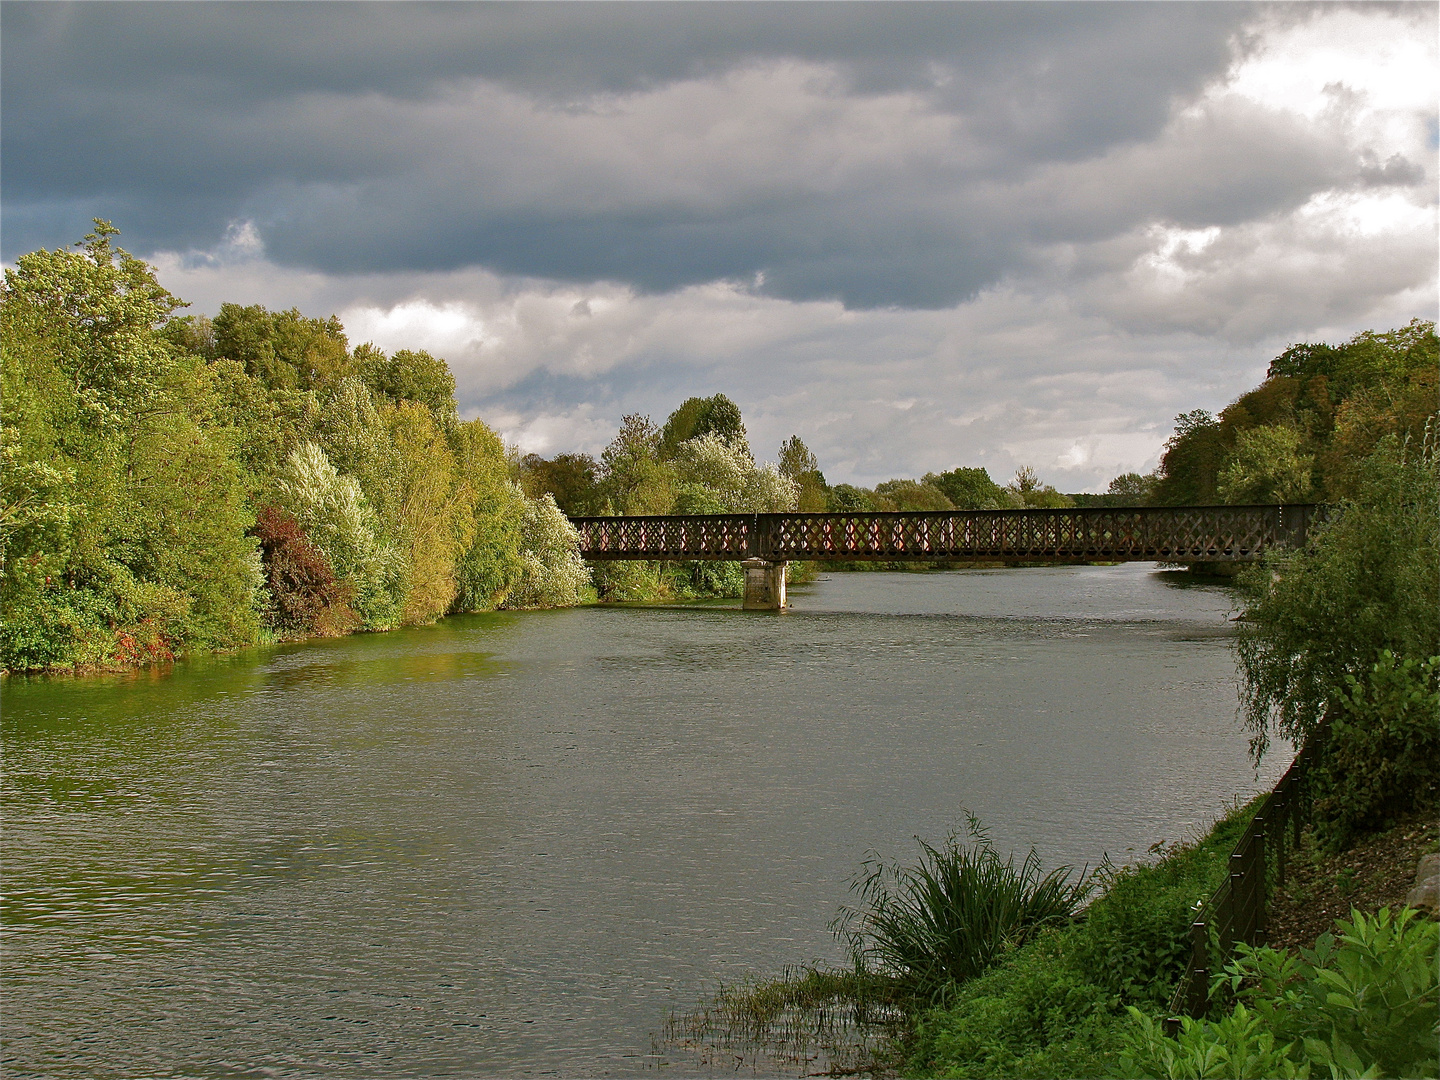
[[2, 563, 1281, 1077]]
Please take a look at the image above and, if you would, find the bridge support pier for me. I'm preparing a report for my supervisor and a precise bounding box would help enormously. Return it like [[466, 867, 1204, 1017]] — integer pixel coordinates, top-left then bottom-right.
[[742, 558, 787, 611]]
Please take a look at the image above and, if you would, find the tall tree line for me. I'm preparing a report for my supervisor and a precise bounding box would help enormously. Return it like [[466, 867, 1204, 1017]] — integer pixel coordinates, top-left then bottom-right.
[[1, 223, 587, 673]]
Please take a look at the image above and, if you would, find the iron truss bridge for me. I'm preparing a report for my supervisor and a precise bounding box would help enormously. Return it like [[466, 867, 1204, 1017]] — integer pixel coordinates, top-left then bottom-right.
[[570, 505, 1321, 564]]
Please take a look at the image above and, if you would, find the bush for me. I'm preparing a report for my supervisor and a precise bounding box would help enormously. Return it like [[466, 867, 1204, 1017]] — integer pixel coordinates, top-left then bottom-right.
[[1236, 433, 1439, 760], [906, 801, 1258, 1078], [1312, 652, 1440, 850], [1114, 1004, 1310, 1080], [1071, 805, 1254, 1008], [907, 931, 1122, 1079], [833, 817, 1094, 1000], [1117, 907, 1439, 1080], [272, 441, 407, 630], [251, 505, 359, 636]]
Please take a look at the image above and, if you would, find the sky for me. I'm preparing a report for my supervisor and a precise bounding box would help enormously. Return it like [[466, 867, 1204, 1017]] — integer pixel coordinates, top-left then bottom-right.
[[3, 2, 1436, 491]]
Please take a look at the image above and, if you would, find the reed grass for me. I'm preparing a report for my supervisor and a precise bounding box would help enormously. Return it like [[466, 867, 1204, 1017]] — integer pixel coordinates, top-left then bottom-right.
[[659, 964, 905, 1076], [832, 814, 1097, 1001], [657, 817, 1097, 1074]]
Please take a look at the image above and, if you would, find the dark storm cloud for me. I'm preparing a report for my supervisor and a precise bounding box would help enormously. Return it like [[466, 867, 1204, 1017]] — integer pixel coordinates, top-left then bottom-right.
[[1, 1, 1401, 309]]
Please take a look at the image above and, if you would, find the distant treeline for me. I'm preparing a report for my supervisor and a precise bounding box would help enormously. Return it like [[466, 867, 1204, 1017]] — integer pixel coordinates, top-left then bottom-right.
[[520, 318, 1438, 525], [4, 222, 1433, 670], [2, 223, 589, 673]]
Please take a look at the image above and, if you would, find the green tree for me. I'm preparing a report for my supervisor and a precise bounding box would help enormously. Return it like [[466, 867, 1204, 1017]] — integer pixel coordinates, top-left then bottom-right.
[[1007, 466, 1074, 509], [273, 441, 406, 630], [828, 484, 876, 512], [1217, 425, 1315, 504], [1, 222, 259, 670], [1153, 410, 1227, 505], [779, 436, 829, 511], [518, 452, 602, 516], [362, 346, 458, 425], [212, 303, 352, 392], [502, 493, 591, 609], [600, 413, 675, 514], [926, 467, 1006, 509], [657, 393, 748, 460], [1236, 433, 1439, 761], [1105, 472, 1157, 504], [451, 418, 525, 612], [873, 479, 954, 511]]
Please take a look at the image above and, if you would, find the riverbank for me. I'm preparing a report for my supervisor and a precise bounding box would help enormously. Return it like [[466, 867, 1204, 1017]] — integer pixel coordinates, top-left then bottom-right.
[[664, 795, 1263, 1076], [665, 787, 1439, 1079]]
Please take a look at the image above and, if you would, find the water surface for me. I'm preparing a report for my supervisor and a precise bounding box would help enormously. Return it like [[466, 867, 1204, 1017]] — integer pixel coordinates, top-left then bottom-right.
[[2, 564, 1281, 1077]]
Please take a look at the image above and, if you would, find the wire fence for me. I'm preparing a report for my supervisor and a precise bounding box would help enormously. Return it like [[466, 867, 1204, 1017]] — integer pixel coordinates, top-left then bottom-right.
[[1165, 723, 1331, 1027]]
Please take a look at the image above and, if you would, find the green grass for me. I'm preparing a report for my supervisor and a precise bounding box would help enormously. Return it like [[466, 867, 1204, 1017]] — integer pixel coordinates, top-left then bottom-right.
[[904, 797, 1261, 1077]]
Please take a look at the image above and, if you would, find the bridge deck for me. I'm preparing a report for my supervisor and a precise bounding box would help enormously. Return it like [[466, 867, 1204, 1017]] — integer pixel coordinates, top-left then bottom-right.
[[570, 505, 1319, 563]]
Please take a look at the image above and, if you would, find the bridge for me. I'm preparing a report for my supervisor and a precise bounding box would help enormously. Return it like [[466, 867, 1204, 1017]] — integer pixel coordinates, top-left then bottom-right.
[[570, 504, 1320, 609]]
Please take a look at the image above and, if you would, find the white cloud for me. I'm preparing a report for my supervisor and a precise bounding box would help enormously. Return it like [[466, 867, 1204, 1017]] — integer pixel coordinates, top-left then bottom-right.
[[134, 4, 1434, 493]]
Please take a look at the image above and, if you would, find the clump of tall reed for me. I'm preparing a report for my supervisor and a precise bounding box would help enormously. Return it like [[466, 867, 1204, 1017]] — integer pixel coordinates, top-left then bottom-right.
[[656, 817, 1097, 1074], [832, 815, 1097, 1001]]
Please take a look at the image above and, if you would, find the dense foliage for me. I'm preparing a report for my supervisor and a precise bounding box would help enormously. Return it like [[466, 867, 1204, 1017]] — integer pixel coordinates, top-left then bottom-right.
[[1233, 431, 1438, 846], [904, 803, 1257, 1078], [1117, 907, 1438, 1080], [1, 223, 589, 672], [1152, 321, 1437, 506]]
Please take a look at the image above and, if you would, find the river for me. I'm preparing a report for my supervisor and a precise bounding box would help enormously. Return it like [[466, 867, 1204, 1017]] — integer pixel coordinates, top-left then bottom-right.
[[2, 563, 1283, 1077]]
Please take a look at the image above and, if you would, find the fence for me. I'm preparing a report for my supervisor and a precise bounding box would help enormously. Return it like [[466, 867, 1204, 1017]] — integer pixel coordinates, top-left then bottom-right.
[[1165, 724, 1331, 1026]]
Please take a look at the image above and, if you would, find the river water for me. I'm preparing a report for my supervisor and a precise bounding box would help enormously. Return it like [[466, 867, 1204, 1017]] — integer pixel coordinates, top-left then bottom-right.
[[2, 564, 1282, 1077]]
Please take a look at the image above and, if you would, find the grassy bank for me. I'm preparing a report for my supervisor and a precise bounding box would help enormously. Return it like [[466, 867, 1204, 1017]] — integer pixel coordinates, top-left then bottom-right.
[[663, 798, 1262, 1076], [663, 789, 1438, 1079], [903, 802, 1258, 1078]]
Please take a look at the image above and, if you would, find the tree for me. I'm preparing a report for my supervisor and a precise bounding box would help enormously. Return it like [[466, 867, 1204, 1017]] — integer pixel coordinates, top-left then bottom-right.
[[272, 442, 406, 629], [212, 303, 352, 392], [1236, 433, 1439, 761], [502, 493, 591, 609], [1216, 426, 1315, 504], [778, 435, 818, 479], [873, 479, 954, 511], [1006, 467, 1074, 509], [1153, 410, 1227, 505], [451, 419, 525, 612], [1, 222, 260, 669], [518, 452, 602, 516], [600, 414, 675, 514], [657, 394, 748, 459], [926, 467, 1006, 509], [1105, 472, 1157, 504], [829, 484, 876, 512], [779, 436, 829, 511], [362, 346, 458, 425]]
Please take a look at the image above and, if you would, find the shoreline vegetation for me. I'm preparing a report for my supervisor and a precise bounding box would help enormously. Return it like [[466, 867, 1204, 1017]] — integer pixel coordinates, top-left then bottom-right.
[[2, 223, 1433, 675], [664, 396, 1439, 1077]]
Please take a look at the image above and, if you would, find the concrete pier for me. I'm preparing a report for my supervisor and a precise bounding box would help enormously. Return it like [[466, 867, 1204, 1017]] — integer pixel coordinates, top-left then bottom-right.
[[741, 558, 787, 611]]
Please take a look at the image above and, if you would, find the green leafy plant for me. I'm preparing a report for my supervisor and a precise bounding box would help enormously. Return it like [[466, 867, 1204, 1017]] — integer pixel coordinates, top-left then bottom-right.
[[1117, 907, 1438, 1080], [1114, 1003, 1315, 1080], [1236, 432, 1439, 762], [1311, 652, 1440, 850], [1222, 907, 1439, 1080]]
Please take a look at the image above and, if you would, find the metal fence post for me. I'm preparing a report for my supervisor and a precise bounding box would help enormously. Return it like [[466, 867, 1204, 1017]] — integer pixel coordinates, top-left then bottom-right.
[[1186, 920, 1209, 1017]]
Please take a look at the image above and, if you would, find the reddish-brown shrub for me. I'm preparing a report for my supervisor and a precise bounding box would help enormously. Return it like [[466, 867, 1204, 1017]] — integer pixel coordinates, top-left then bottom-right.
[[251, 506, 360, 636]]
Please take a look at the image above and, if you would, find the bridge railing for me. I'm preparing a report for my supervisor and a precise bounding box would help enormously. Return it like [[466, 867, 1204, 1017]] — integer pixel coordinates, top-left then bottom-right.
[[570, 505, 1319, 563]]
